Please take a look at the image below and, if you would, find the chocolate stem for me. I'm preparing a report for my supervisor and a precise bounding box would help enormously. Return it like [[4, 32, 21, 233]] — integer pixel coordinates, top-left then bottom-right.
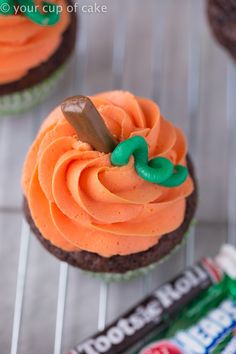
[[61, 96, 117, 153]]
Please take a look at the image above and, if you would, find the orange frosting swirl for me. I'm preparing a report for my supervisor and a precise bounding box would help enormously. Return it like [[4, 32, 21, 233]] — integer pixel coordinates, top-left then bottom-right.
[[22, 91, 194, 257], [0, 0, 69, 84]]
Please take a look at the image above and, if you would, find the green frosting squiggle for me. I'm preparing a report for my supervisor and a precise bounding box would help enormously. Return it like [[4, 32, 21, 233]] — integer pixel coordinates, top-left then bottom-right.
[[111, 136, 188, 187]]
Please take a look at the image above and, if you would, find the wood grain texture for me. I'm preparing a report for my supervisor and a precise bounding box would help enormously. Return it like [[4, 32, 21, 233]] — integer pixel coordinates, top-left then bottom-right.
[[0, 0, 234, 352]]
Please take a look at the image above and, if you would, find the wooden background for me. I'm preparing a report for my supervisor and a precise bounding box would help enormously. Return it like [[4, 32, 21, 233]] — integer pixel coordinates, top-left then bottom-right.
[[0, 0, 235, 353]]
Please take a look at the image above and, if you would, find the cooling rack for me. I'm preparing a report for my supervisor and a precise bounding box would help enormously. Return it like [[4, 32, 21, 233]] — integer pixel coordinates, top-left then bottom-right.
[[0, 0, 236, 353]]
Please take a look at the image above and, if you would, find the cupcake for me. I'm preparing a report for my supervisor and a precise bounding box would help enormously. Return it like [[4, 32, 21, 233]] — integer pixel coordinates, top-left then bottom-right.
[[207, 0, 236, 60], [0, 0, 77, 115], [22, 91, 197, 279]]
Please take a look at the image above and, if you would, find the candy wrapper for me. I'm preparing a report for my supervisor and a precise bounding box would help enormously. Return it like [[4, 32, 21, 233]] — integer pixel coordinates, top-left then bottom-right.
[[140, 250, 236, 354], [68, 244, 236, 354]]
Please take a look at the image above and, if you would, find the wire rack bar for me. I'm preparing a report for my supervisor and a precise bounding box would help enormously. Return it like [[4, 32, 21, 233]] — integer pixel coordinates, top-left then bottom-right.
[[74, 10, 88, 93], [185, 0, 201, 266], [54, 262, 69, 354], [52, 12, 89, 353], [94, 1, 129, 333], [142, 273, 153, 296], [151, 0, 168, 102], [97, 282, 109, 331], [227, 59, 236, 246], [111, 0, 127, 89], [10, 220, 31, 354], [137, 0, 168, 294]]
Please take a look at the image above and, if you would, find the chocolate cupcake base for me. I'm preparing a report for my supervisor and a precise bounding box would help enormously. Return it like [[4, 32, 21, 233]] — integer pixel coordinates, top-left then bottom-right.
[[208, 0, 236, 60], [23, 157, 197, 275]]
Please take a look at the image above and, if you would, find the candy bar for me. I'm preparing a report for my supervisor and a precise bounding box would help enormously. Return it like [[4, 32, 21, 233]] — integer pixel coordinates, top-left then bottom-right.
[[61, 95, 117, 153], [68, 245, 234, 354]]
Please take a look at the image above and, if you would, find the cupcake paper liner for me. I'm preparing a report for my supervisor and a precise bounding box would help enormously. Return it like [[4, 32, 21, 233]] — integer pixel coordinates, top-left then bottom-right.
[[83, 220, 197, 282], [0, 64, 67, 115]]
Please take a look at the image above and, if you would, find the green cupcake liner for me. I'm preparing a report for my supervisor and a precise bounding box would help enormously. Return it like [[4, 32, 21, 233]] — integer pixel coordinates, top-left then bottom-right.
[[0, 64, 67, 115], [83, 220, 197, 282]]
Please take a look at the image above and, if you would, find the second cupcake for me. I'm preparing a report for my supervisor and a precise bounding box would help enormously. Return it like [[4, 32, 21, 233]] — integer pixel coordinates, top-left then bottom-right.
[[208, 0, 236, 60], [0, 0, 77, 115]]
